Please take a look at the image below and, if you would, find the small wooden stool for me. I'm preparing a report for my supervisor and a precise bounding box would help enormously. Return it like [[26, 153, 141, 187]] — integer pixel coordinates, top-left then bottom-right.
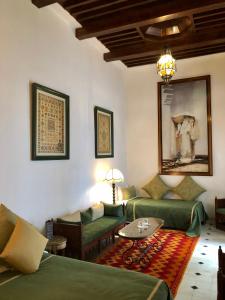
[[46, 235, 67, 256]]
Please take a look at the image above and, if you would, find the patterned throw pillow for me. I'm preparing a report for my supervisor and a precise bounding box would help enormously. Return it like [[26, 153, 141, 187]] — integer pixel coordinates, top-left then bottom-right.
[[142, 175, 170, 200], [173, 176, 206, 201], [120, 186, 137, 200]]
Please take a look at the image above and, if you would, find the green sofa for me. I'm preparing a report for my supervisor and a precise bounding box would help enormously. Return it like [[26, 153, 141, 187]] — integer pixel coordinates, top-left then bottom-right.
[[126, 197, 207, 236], [53, 203, 125, 259]]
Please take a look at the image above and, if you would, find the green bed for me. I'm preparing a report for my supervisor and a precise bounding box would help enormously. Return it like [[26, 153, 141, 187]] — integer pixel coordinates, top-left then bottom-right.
[[126, 197, 207, 236], [0, 253, 173, 300]]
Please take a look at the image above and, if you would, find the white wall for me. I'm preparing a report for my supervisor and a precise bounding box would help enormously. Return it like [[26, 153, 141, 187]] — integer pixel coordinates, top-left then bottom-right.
[[124, 52, 225, 218], [0, 0, 126, 229]]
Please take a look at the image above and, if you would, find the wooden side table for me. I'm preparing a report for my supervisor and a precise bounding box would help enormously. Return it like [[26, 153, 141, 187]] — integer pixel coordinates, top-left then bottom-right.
[[46, 235, 67, 256]]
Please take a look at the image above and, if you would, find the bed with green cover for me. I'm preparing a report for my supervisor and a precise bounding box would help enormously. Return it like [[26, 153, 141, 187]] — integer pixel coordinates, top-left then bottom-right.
[[126, 197, 207, 236], [0, 253, 173, 300]]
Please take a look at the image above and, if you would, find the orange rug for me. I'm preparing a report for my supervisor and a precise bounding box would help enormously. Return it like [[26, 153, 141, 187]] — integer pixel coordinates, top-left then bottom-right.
[[97, 229, 198, 296]]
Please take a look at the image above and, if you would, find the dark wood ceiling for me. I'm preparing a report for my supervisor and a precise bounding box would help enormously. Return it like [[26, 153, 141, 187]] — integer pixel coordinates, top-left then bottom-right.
[[32, 0, 225, 67]]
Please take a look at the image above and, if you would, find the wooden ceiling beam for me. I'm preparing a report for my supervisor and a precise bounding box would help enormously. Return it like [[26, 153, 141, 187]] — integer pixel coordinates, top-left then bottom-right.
[[124, 42, 225, 65], [193, 7, 225, 19], [69, 0, 126, 16], [107, 40, 145, 50], [104, 29, 225, 61], [31, 0, 63, 8], [63, 0, 99, 10], [75, 0, 225, 39], [103, 35, 142, 46], [76, 0, 155, 22], [99, 31, 138, 42], [126, 46, 225, 67]]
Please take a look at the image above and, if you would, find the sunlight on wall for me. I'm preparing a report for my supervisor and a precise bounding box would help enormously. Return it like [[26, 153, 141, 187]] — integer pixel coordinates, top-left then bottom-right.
[[89, 162, 112, 204], [89, 182, 112, 204]]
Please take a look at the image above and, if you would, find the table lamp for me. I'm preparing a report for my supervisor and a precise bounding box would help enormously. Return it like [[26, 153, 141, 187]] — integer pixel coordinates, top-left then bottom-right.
[[105, 168, 124, 204]]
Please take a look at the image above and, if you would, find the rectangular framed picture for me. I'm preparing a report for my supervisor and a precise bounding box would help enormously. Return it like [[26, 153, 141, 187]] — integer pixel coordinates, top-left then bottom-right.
[[94, 106, 114, 158], [32, 83, 69, 160], [158, 75, 212, 176]]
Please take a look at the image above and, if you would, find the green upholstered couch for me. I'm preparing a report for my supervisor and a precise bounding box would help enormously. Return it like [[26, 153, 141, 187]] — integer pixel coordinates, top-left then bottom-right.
[[53, 203, 125, 260]]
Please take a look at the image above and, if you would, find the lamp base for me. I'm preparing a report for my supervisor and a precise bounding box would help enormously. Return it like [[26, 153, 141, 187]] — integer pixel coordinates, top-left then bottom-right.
[[112, 183, 116, 205]]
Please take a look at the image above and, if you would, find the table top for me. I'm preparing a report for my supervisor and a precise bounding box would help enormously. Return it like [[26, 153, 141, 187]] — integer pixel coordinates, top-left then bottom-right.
[[118, 217, 164, 240]]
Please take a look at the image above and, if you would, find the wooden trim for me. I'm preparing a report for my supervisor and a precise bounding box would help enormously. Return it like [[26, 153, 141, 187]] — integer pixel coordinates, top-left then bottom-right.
[[53, 221, 125, 260], [53, 222, 83, 258]]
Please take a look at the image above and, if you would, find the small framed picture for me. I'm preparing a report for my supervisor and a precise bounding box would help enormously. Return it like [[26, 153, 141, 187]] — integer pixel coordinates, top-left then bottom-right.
[[94, 106, 114, 158], [31, 83, 69, 160]]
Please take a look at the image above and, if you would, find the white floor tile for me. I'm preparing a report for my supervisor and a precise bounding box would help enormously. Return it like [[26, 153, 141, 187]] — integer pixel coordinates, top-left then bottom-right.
[[175, 222, 225, 300]]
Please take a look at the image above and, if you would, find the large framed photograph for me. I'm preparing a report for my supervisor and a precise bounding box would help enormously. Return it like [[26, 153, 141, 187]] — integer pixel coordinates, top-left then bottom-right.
[[158, 75, 212, 176], [94, 106, 114, 158], [32, 83, 69, 160]]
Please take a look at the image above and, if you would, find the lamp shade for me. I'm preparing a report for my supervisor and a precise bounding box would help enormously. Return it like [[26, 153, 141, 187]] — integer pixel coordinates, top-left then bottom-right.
[[105, 168, 124, 183], [157, 48, 176, 83]]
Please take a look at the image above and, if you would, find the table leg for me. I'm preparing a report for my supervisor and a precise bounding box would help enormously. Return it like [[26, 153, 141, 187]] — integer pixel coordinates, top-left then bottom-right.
[[121, 234, 163, 268]]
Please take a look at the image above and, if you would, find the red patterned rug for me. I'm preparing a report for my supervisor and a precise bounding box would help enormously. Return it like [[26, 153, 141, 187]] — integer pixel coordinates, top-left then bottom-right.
[[96, 229, 198, 296]]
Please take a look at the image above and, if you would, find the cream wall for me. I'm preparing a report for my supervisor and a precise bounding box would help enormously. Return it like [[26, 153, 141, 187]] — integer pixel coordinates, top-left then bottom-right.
[[0, 0, 126, 229], [124, 52, 225, 218]]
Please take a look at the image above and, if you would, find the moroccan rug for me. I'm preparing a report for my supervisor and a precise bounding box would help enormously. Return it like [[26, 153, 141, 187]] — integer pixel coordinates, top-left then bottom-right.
[[96, 229, 198, 296]]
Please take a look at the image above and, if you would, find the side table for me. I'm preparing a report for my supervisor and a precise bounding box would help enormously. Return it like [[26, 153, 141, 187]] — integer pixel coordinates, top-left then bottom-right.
[[46, 235, 67, 256]]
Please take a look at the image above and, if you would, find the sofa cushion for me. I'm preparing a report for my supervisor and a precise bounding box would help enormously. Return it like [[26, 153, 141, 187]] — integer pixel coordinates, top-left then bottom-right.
[[0, 219, 48, 273], [143, 175, 170, 200], [120, 186, 137, 200], [91, 203, 104, 221], [0, 204, 18, 252], [80, 208, 92, 224], [82, 216, 125, 246], [58, 211, 81, 224], [173, 176, 205, 201], [103, 203, 123, 217]]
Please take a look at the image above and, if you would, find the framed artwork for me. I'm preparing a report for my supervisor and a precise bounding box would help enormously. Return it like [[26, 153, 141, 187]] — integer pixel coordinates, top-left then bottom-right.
[[32, 83, 69, 160], [158, 75, 212, 176], [94, 106, 114, 158]]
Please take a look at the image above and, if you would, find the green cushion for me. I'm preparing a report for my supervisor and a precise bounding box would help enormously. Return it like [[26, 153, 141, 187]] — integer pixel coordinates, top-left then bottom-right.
[[217, 208, 225, 215], [103, 203, 123, 217], [80, 208, 92, 225], [120, 186, 137, 200], [82, 216, 125, 245], [142, 175, 170, 200], [173, 176, 206, 201]]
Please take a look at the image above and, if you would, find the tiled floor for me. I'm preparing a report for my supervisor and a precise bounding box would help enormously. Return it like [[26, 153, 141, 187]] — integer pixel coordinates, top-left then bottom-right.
[[176, 222, 225, 300]]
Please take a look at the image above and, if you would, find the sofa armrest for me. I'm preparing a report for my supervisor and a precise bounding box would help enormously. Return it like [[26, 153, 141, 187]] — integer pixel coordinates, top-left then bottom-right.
[[103, 203, 124, 217], [53, 221, 83, 258]]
